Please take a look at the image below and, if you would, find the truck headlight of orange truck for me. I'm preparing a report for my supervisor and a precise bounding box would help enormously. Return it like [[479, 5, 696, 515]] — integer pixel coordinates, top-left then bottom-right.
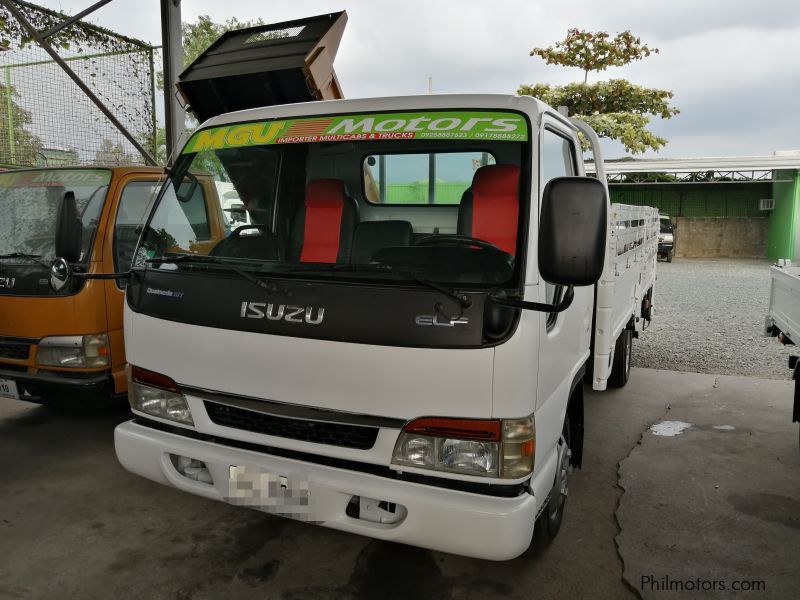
[[36, 334, 111, 368]]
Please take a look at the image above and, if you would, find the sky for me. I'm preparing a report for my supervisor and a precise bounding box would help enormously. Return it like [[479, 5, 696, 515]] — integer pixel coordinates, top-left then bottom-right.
[[36, 0, 800, 160]]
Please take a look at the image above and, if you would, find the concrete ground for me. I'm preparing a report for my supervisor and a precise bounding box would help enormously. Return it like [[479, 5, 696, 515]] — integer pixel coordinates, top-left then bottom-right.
[[0, 368, 797, 600]]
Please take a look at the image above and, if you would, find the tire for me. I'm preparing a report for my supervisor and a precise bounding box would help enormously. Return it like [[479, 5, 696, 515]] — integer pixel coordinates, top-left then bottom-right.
[[666, 251, 673, 263], [608, 329, 632, 387], [531, 415, 571, 552]]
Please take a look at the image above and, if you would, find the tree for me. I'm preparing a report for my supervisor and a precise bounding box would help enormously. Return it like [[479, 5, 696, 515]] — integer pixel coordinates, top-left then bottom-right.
[[519, 29, 679, 154], [0, 82, 42, 166], [156, 15, 266, 90], [93, 138, 137, 166]]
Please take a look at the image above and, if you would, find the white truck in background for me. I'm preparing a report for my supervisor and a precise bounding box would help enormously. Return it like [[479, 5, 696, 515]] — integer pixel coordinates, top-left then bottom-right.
[[766, 262, 800, 443], [48, 12, 658, 559]]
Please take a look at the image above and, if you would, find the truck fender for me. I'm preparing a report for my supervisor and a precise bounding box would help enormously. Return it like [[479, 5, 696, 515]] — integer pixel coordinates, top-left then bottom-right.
[[567, 367, 585, 469]]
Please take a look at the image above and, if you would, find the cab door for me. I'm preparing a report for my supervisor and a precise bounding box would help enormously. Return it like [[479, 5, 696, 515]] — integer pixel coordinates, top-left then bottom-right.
[[102, 174, 164, 395], [535, 118, 593, 428]]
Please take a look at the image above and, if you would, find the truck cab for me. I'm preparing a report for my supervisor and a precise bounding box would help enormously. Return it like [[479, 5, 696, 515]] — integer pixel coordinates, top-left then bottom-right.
[[105, 13, 653, 560], [658, 213, 675, 262], [0, 167, 168, 406], [111, 93, 615, 560]]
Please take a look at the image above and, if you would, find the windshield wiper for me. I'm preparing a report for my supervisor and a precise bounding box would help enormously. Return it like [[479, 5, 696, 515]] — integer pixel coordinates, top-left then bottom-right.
[[144, 254, 285, 294], [292, 263, 472, 317], [0, 252, 49, 267]]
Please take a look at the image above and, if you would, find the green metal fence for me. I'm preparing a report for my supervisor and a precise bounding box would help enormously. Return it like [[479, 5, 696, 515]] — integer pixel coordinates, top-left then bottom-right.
[[610, 183, 772, 217], [0, 1, 157, 168]]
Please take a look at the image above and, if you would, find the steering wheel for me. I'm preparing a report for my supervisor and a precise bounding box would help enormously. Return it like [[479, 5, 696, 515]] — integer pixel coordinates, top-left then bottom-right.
[[229, 224, 270, 237], [413, 234, 505, 253], [212, 224, 282, 260]]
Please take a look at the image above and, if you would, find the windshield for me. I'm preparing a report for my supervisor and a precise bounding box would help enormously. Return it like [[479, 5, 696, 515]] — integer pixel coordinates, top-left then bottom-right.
[[660, 218, 673, 234], [137, 110, 529, 287], [0, 169, 111, 264]]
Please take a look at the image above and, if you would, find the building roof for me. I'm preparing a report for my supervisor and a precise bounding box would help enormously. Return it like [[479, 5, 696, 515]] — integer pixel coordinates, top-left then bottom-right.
[[591, 152, 800, 175]]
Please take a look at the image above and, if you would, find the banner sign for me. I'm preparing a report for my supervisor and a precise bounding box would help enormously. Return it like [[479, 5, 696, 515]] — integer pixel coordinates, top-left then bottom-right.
[[183, 111, 528, 154], [0, 169, 111, 188]]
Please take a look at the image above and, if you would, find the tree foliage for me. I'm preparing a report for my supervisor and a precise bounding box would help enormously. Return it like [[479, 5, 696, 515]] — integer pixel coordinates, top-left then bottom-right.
[[0, 82, 41, 166], [154, 15, 267, 163], [531, 29, 657, 84], [520, 29, 678, 154], [156, 15, 265, 90], [93, 138, 137, 166], [0, 2, 151, 53]]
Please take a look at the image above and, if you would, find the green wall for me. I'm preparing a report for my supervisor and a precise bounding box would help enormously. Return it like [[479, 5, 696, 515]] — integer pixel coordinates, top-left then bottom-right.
[[609, 182, 772, 217], [766, 170, 800, 260]]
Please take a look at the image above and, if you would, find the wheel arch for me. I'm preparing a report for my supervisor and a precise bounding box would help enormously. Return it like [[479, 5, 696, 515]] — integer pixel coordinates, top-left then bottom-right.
[[567, 367, 585, 469]]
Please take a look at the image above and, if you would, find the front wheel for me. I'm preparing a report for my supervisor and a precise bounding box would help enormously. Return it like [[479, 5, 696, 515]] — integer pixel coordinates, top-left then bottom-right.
[[531, 415, 571, 552], [608, 329, 632, 387]]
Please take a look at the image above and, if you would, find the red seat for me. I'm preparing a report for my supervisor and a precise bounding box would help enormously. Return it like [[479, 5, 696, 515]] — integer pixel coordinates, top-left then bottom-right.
[[291, 179, 359, 262], [457, 165, 520, 255]]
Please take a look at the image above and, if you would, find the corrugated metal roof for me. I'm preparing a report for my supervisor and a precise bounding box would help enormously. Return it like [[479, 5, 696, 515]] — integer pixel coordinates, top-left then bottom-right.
[[588, 152, 800, 174]]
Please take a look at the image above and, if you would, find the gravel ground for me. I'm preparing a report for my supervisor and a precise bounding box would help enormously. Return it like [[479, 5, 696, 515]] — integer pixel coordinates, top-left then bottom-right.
[[632, 258, 796, 380]]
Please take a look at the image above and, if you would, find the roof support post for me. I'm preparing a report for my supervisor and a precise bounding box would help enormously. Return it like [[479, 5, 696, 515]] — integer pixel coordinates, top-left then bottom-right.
[[160, 0, 185, 164], [0, 0, 158, 165]]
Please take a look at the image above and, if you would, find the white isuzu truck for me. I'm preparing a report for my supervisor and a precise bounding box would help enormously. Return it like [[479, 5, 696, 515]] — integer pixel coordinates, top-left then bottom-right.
[[49, 14, 658, 560]]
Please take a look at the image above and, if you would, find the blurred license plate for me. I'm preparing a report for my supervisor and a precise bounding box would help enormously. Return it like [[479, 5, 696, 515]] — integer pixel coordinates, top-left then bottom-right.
[[0, 378, 19, 400], [227, 465, 312, 518]]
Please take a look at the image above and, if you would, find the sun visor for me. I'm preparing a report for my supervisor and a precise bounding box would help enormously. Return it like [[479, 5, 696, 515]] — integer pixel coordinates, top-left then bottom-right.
[[177, 11, 347, 122]]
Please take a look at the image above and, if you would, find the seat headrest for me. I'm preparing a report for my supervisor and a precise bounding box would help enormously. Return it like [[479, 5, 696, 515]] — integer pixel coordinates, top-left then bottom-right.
[[471, 165, 520, 197], [305, 179, 348, 207]]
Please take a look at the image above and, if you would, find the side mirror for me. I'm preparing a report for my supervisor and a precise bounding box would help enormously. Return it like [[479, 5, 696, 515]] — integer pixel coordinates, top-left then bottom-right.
[[55, 191, 83, 263], [49, 257, 72, 292], [539, 176, 607, 286]]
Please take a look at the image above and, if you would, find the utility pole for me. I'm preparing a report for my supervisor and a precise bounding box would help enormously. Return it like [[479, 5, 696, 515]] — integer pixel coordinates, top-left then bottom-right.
[[161, 0, 185, 163]]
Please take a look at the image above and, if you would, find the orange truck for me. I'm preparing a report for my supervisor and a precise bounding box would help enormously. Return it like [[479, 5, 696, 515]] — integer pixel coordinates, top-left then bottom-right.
[[0, 167, 169, 406], [0, 12, 347, 408]]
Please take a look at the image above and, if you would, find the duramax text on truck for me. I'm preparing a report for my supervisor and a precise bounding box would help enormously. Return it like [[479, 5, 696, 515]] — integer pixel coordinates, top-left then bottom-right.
[[48, 13, 658, 559], [0, 166, 166, 406]]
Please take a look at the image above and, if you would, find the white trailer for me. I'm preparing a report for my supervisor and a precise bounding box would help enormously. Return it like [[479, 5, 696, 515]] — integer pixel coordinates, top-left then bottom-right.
[[766, 263, 800, 441], [48, 13, 658, 560], [591, 203, 658, 390], [767, 264, 800, 345]]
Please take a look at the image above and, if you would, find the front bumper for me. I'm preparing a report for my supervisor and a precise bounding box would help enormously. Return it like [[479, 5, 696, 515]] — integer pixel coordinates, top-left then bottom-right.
[[0, 366, 114, 405], [115, 419, 538, 561], [658, 242, 674, 255]]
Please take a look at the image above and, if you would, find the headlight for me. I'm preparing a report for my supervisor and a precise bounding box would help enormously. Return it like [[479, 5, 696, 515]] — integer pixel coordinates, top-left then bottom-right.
[[128, 365, 193, 425], [37, 334, 110, 368], [391, 415, 535, 478]]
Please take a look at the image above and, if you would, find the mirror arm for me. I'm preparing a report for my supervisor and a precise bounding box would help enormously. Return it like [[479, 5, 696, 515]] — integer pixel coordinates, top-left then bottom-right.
[[488, 285, 574, 313]]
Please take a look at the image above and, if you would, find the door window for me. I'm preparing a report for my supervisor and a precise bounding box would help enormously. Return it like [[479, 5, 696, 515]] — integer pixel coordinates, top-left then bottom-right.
[[541, 128, 578, 325], [114, 181, 161, 273]]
